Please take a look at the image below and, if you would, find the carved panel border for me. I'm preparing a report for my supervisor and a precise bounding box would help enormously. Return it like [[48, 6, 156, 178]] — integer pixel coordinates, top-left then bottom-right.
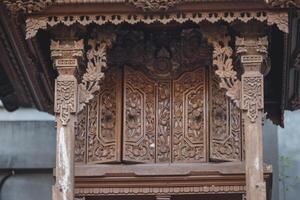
[[75, 185, 246, 196], [26, 11, 288, 38]]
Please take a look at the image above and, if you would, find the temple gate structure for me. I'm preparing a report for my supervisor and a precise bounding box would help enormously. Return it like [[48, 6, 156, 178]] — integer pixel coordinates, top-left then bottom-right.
[[1, 0, 300, 200]]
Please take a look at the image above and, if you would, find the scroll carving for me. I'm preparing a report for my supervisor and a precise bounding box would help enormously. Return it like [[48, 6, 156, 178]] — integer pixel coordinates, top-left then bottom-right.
[[78, 31, 116, 112]]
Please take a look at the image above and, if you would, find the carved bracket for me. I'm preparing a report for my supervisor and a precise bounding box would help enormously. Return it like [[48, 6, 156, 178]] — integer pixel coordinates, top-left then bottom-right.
[[78, 30, 116, 112], [201, 27, 241, 107]]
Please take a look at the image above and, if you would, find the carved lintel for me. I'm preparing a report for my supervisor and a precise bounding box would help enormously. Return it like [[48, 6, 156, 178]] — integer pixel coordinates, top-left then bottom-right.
[[78, 30, 116, 112], [201, 27, 241, 107], [51, 39, 84, 125]]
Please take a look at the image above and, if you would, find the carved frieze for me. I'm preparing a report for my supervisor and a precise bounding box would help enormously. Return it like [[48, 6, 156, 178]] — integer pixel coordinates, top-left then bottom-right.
[[25, 11, 288, 39]]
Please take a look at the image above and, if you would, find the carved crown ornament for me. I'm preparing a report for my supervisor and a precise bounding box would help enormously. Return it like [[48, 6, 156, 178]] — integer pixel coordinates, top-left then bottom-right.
[[25, 11, 288, 39]]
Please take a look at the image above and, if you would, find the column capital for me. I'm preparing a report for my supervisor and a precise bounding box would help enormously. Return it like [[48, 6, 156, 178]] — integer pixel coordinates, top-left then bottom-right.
[[50, 39, 84, 76], [235, 36, 269, 73]]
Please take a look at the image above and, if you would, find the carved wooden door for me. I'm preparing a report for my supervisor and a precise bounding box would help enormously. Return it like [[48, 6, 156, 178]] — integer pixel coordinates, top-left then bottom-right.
[[123, 66, 207, 163]]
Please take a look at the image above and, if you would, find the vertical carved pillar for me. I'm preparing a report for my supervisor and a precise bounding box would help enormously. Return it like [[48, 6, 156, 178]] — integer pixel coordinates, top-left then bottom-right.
[[50, 40, 84, 200], [236, 36, 268, 200]]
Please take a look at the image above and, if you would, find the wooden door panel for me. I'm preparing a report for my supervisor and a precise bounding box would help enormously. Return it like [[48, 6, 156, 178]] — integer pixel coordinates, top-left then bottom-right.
[[87, 67, 122, 164], [172, 68, 207, 163], [123, 66, 156, 163], [209, 70, 242, 162]]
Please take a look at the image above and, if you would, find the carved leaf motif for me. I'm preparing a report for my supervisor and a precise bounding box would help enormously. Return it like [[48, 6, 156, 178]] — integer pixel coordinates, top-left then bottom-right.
[[75, 107, 87, 163]]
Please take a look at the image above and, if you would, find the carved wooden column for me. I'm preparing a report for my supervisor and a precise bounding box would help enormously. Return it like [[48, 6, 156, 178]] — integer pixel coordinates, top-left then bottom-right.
[[236, 36, 268, 200], [50, 39, 84, 200]]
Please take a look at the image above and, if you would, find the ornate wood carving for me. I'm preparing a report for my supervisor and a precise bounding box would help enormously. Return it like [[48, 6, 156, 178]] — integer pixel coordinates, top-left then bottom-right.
[[172, 68, 206, 163], [50, 39, 84, 200], [51, 39, 84, 125], [79, 31, 116, 112], [75, 107, 87, 163], [25, 11, 288, 39], [123, 66, 156, 163], [236, 36, 268, 200], [266, 0, 300, 8], [87, 67, 121, 164], [3, 0, 54, 14], [210, 70, 242, 162], [128, 0, 180, 11], [75, 185, 246, 196], [201, 27, 241, 107]]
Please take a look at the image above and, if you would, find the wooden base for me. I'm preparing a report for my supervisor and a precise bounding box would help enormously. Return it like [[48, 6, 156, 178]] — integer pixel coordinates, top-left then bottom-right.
[[74, 162, 272, 198]]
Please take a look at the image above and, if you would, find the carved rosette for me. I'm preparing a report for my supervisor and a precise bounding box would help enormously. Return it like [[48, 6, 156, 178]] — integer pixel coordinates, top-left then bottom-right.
[[50, 39, 84, 125], [236, 37, 268, 122], [78, 31, 116, 112]]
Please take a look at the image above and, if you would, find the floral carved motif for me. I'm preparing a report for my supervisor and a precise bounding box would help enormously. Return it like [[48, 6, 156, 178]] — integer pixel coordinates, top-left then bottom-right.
[[201, 27, 241, 107], [78, 31, 116, 112]]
